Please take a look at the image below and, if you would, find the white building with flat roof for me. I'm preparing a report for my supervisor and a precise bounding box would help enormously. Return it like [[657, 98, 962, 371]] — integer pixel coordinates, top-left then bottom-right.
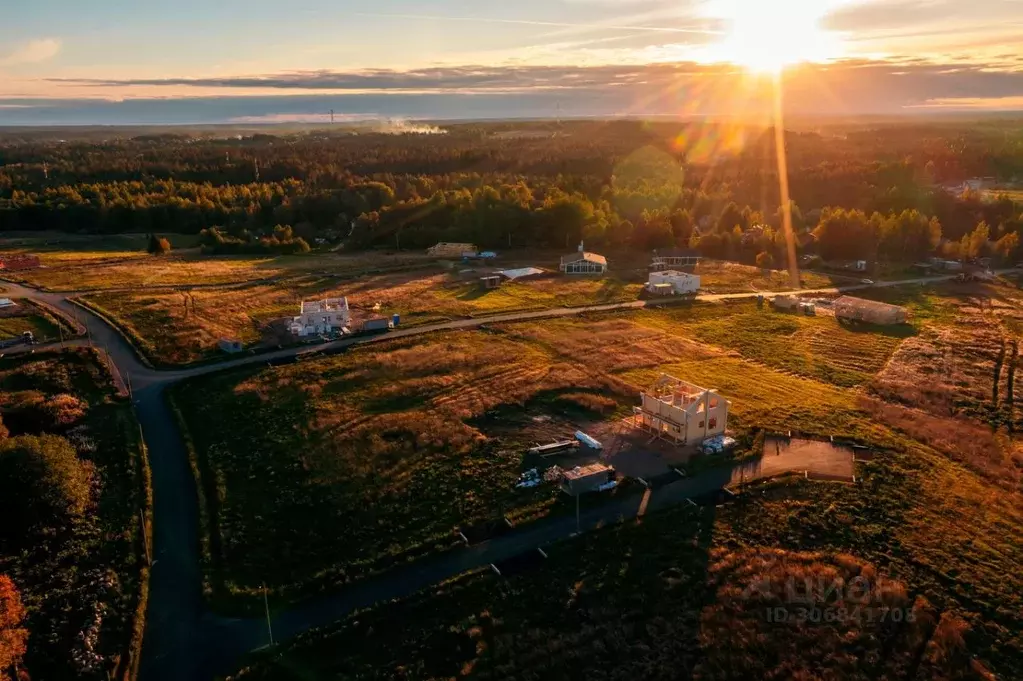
[[289, 297, 350, 336], [647, 270, 700, 295]]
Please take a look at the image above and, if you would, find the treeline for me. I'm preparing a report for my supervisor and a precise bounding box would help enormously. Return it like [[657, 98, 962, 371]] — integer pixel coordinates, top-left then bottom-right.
[[1, 120, 1022, 262], [197, 225, 311, 255]]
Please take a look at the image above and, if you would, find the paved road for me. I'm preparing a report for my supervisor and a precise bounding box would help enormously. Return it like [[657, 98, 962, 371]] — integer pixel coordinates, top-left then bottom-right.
[[0, 269, 1000, 680]]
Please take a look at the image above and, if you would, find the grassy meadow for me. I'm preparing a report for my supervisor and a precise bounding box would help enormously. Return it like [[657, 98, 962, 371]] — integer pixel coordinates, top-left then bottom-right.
[[0, 299, 75, 341], [0, 349, 149, 680], [0, 310, 62, 340], [170, 281, 1023, 677], [172, 328, 643, 608], [81, 273, 645, 366], [174, 303, 916, 610], [232, 437, 1022, 680]]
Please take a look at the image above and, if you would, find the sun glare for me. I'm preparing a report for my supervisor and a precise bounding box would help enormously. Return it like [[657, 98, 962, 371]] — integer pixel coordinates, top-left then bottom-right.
[[703, 0, 846, 73]]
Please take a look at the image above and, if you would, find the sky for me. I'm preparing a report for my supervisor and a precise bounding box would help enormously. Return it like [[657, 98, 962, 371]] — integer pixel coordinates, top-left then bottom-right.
[[2, 0, 1023, 124]]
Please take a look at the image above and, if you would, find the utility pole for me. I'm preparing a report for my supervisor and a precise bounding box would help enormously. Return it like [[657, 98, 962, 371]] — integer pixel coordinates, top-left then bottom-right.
[[263, 583, 275, 646]]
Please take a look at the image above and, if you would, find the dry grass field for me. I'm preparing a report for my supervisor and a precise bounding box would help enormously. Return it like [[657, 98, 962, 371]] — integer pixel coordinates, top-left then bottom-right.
[[174, 307, 914, 608], [633, 300, 909, 387], [174, 329, 642, 606], [696, 260, 837, 293], [174, 285, 1023, 676], [4, 249, 435, 292], [0, 299, 72, 341], [82, 273, 644, 365]]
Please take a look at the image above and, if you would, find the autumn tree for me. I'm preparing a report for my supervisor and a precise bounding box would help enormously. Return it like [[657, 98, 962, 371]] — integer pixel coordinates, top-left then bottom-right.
[[0, 575, 28, 680], [146, 233, 171, 255], [992, 231, 1019, 264], [959, 221, 991, 260], [813, 208, 878, 260]]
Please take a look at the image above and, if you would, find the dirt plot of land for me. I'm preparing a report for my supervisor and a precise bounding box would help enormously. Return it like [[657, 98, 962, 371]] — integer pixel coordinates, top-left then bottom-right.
[[732, 436, 856, 484]]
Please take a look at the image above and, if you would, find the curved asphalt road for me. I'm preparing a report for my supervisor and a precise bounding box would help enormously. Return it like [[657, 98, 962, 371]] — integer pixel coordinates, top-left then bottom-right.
[[0, 269, 992, 680]]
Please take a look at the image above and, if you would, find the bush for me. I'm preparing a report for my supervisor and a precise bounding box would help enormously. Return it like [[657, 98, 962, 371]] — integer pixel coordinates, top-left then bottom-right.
[[146, 233, 171, 255], [197, 225, 310, 255], [0, 434, 92, 542], [2, 392, 87, 434], [0, 575, 28, 677]]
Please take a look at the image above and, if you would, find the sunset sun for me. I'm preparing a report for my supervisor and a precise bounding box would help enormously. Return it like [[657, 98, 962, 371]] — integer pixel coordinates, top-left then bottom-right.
[[704, 0, 846, 73]]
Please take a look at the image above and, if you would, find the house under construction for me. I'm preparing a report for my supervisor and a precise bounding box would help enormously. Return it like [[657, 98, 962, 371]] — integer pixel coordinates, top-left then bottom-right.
[[633, 374, 730, 445]]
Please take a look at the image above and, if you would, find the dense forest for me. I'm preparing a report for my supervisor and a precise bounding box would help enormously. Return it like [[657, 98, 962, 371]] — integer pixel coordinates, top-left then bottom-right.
[[2, 119, 1022, 263]]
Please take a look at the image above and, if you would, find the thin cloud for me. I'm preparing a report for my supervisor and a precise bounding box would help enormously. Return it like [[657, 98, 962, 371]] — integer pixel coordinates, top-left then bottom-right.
[[354, 12, 723, 36], [0, 38, 61, 66]]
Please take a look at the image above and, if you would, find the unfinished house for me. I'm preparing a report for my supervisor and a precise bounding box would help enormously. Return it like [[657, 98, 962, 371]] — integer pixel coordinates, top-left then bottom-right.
[[834, 296, 908, 325], [427, 242, 477, 258], [647, 270, 701, 296], [651, 248, 701, 270], [289, 297, 350, 336], [634, 374, 730, 445], [560, 249, 607, 275]]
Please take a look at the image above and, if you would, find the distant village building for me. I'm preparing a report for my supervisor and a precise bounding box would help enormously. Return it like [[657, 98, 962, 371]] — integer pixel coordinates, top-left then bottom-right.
[[647, 270, 701, 296], [834, 296, 908, 325], [651, 248, 701, 270], [0, 254, 41, 271], [289, 297, 350, 336], [427, 242, 477, 258], [560, 242, 607, 275], [479, 275, 501, 289], [633, 374, 730, 445]]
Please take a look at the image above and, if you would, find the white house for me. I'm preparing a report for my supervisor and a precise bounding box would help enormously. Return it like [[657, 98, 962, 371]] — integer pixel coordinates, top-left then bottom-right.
[[647, 270, 700, 295], [289, 297, 350, 336], [634, 374, 730, 445], [560, 243, 607, 275]]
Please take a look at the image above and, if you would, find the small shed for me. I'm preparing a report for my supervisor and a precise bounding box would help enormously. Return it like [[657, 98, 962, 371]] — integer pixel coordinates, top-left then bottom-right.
[[561, 463, 615, 495], [772, 295, 799, 310], [362, 317, 394, 332], [834, 296, 908, 325], [218, 338, 243, 354], [480, 275, 501, 290]]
